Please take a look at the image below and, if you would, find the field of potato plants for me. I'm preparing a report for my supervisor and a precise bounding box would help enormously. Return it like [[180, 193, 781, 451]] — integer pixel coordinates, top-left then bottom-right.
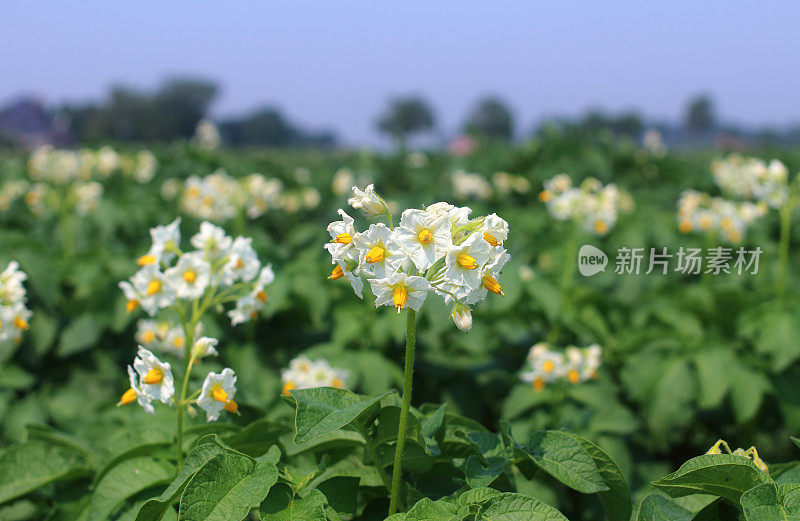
[[1, 131, 799, 521]]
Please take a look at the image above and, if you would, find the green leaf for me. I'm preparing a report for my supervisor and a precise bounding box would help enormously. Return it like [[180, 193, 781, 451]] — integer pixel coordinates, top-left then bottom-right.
[[636, 494, 691, 521], [291, 387, 393, 444], [178, 446, 280, 521], [58, 314, 104, 357], [653, 454, 773, 503], [315, 476, 359, 516], [223, 419, 290, 457], [457, 487, 503, 507], [93, 441, 172, 488], [136, 437, 229, 521], [476, 492, 569, 520], [260, 484, 327, 521], [404, 497, 460, 520], [516, 431, 609, 494], [740, 483, 787, 521], [87, 457, 174, 521], [567, 433, 632, 521], [0, 438, 92, 504]]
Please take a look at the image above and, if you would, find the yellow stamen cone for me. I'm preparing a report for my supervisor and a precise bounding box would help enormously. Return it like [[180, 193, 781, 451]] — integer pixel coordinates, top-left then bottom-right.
[[392, 286, 408, 313], [333, 233, 352, 244], [418, 229, 433, 244], [13, 317, 29, 330], [366, 246, 385, 264], [183, 270, 197, 283], [482, 275, 504, 296], [142, 368, 163, 385], [126, 299, 139, 313], [118, 388, 137, 406], [457, 254, 478, 269], [282, 381, 296, 395], [146, 279, 162, 296], [483, 232, 498, 247], [223, 400, 239, 414], [212, 386, 229, 403], [329, 265, 344, 280], [137, 254, 157, 266]]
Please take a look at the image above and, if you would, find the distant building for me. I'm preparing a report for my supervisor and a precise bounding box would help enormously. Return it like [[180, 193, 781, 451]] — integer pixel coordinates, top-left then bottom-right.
[[0, 97, 71, 148]]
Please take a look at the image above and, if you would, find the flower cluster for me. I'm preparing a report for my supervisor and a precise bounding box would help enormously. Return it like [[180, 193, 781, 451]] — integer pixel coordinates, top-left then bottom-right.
[[325, 184, 510, 331], [118, 340, 239, 422], [677, 190, 767, 243], [712, 154, 789, 209], [1, 146, 158, 217], [706, 439, 768, 473], [174, 170, 319, 222], [450, 170, 531, 201], [519, 342, 602, 391], [28, 145, 158, 184], [193, 119, 221, 150], [281, 355, 349, 395], [539, 174, 632, 235], [135, 318, 202, 358], [119, 219, 274, 326], [0, 262, 31, 349]]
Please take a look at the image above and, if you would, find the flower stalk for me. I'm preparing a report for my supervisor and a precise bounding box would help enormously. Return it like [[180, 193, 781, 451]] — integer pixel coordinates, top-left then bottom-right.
[[389, 308, 416, 515]]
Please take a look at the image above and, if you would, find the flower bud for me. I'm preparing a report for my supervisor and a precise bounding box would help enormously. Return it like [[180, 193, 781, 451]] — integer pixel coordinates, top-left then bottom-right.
[[451, 303, 472, 332]]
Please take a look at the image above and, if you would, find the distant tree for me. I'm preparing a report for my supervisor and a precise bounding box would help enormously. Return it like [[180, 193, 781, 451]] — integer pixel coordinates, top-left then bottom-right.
[[219, 106, 337, 148], [153, 78, 219, 140], [464, 96, 514, 140], [685, 94, 715, 134], [377, 96, 435, 148]]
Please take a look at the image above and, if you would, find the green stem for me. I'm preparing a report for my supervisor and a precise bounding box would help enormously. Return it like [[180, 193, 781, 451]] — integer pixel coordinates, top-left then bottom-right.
[[388, 309, 416, 515], [176, 316, 197, 467], [547, 226, 580, 344], [777, 204, 792, 301]]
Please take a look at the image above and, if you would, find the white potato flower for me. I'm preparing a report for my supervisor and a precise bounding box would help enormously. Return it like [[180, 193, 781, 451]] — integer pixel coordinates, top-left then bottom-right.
[[197, 368, 238, 421], [130, 264, 176, 316], [190, 221, 233, 261], [444, 235, 493, 295], [353, 223, 408, 278], [394, 208, 452, 271], [369, 272, 431, 313], [220, 237, 260, 285], [132, 347, 174, 404], [118, 366, 155, 414], [164, 252, 211, 299], [192, 337, 219, 358], [348, 184, 387, 218]]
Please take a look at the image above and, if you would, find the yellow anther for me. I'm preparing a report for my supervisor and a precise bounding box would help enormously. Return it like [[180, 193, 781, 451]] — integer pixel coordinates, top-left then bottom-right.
[[392, 286, 408, 313], [146, 279, 162, 296], [457, 254, 478, 269], [13, 317, 29, 330], [329, 265, 344, 280], [256, 290, 268, 302], [118, 388, 137, 406], [533, 377, 545, 391], [223, 400, 239, 414], [332, 378, 344, 389], [142, 330, 156, 343], [720, 217, 734, 230], [282, 381, 296, 395], [126, 299, 139, 313], [235, 258, 244, 269], [250, 310, 258, 319], [418, 229, 433, 244], [172, 336, 184, 348], [202, 195, 214, 206], [483, 275, 504, 296], [183, 270, 197, 283], [699, 215, 713, 230], [186, 186, 201, 198], [594, 220, 608, 234], [539, 190, 552, 203], [728, 229, 742, 243], [333, 233, 352, 244], [679, 220, 692, 234], [483, 232, 498, 247], [137, 254, 157, 266], [212, 385, 228, 403], [142, 368, 163, 385], [568, 369, 580, 384], [542, 360, 555, 373], [366, 246, 385, 264]]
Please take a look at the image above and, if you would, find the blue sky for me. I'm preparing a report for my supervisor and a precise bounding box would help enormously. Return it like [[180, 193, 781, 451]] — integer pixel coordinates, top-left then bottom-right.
[[2, 1, 798, 144]]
